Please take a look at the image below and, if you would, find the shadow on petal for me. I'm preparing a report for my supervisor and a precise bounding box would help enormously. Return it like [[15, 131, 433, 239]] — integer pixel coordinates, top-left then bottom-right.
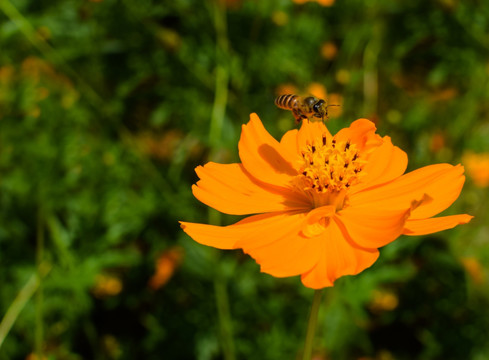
[[258, 144, 298, 176]]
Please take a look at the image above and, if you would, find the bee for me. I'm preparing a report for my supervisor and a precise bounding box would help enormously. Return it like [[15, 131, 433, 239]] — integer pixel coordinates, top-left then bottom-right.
[[275, 94, 335, 123]]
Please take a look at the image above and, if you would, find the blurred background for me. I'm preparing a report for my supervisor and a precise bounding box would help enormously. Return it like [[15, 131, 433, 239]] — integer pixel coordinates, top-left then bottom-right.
[[0, 0, 488, 359]]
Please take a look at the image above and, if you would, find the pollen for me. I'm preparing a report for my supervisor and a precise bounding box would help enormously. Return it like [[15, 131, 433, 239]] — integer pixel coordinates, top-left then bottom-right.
[[297, 133, 365, 194]]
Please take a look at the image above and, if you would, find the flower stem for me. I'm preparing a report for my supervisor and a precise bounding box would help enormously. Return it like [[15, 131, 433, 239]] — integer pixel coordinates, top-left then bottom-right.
[[35, 207, 45, 359], [208, 0, 229, 148], [0, 273, 38, 349], [214, 277, 236, 360], [206, 1, 235, 356], [302, 289, 323, 360]]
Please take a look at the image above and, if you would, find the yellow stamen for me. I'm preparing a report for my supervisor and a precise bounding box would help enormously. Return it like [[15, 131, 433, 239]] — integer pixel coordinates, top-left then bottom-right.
[[294, 133, 366, 209]]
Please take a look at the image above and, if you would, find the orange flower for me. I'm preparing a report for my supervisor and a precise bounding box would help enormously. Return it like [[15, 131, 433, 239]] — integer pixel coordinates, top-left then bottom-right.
[[293, 0, 335, 6], [148, 246, 184, 290], [92, 274, 123, 298], [307, 82, 327, 101], [275, 83, 299, 97], [462, 151, 489, 188], [320, 41, 338, 60], [461, 257, 485, 285], [429, 131, 446, 153], [181, 114, 472, 289]]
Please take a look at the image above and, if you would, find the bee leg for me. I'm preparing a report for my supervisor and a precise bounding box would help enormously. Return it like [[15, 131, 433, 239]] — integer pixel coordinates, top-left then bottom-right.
[[292, 109, 303, 123], [323, 109, 328, 121]]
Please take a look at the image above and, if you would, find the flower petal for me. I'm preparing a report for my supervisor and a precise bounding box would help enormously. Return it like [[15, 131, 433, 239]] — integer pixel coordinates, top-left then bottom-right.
[[180, 212, 299, 250], [300, 205, 336, 238], [297, 119, 332, 148], [246, 225, 321, 278], [409, 165, 466, 219], [403, 214, 473, 236], [180, 221, 237, 249], [335, 205, 410, 248], [239, 113, 298, 186], [234, 212, 305, 250], [279, 128, 300, 156], [350, 164, 466, 219], [227, 211, 322, 277], [334, 119, 383, 154], [300, 219, 380, 289], [193, 162, 310, 215], [350, 137, 408, 194]]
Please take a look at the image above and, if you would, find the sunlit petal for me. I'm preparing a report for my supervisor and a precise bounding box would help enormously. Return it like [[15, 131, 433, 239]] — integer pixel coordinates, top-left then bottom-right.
[[279, 128, 300, 157], [334, 118, 383, 153], [180, 212, 300, 250], [335, 205, 410, 248], [403, 214, 473, 236], [297, 119, 332, 148], [300, 219, 379, 289], [350, 137, 408, 194], [193, 162, 310, 215], [240, 213, 321, 277], [350, 164, 465, 219], [239, 113, 298, 186]]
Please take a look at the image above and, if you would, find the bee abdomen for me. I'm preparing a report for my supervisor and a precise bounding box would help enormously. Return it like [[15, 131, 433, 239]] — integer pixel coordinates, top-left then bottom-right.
[[275, 94, 298, 110]]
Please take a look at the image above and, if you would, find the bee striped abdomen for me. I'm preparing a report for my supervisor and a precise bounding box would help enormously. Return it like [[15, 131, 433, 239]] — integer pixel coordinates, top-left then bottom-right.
[[275, 93, 330, 123], [275, 94, 299, 110]]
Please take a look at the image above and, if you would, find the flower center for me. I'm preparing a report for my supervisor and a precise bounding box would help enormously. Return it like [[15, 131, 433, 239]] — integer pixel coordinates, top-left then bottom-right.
[[294, 133, 365, 208]]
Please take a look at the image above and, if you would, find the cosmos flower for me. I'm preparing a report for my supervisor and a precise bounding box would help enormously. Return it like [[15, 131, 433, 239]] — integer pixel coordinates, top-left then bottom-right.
[[293, 0, 335, 6], [462, 151, 489, 188], [148, 246, 185, 290], [180, 114, 472, 289]]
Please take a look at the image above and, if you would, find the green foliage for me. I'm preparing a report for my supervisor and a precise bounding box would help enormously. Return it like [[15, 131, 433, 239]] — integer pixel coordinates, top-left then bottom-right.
[[0, 0, 488, 359]]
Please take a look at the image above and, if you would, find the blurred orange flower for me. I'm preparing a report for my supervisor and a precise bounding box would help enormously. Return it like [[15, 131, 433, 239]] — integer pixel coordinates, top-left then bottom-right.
[[92, 274, 123, 298], [135, 130, 185, 161], [369, 289, 399, 313], [25, 354, 48, 360], [149, 246, 184, 290], [429, 87, 458, 102], [462, 151, 489, 188], [293, 0, 335, 6], [307, 82, 327, 101], [18, 57, 79, 111], [327, 93, 343, 118], [0, 65, 14, 85], [429, 132, 446, 153], [461, 257, 485, 284], [320, 41, 338, 60], [181, 114, 472, 289], [275, 83, 298, 97], [223, 0, 242, 9]]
